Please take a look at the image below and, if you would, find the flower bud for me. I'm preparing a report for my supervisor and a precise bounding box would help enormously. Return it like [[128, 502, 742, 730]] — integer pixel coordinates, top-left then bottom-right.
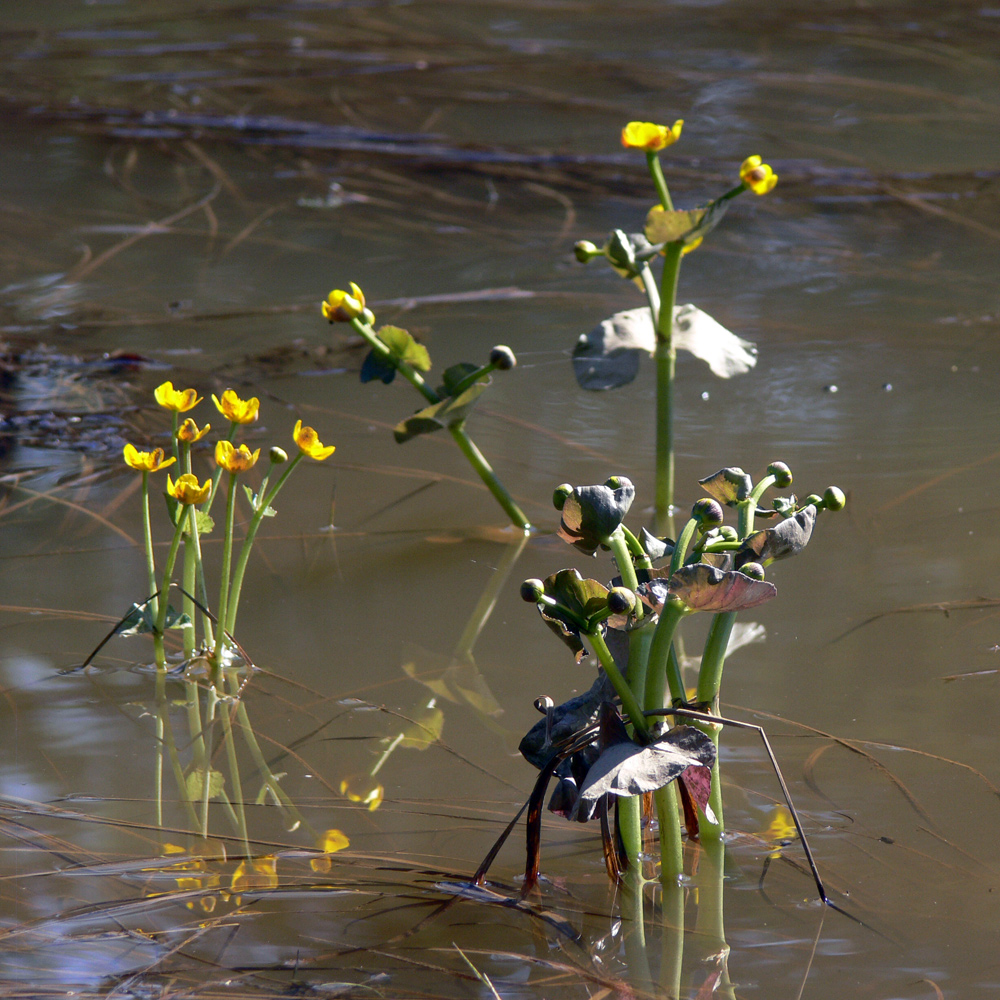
[[553, 483, 573, 511], [607, 587, 637, 616], [823, 486, 846, 511], [520, 579, 545, 603], [489, 345, 516, 370], [740, 562, 766, 580], [574, 240, 601, 263], [718, 525, 739, 542], [269, 446, 288, 464], [768, 461, 792, 488], [802, 494, 823, 508], [691, 497, 724, 529], [604, 475, 631, 491]]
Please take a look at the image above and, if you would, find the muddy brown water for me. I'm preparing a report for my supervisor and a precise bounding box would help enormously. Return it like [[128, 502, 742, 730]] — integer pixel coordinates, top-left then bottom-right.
[[1, 1, 1000, 996]]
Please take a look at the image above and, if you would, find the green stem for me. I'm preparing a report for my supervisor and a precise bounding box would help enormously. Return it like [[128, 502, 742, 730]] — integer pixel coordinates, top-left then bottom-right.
[[226, 454, 304, 635], [646, 599, 687, 709], [646, 151, 673, 211], [654, 243, 683, 534], [205, 423, 237, 514], [638, 262, 662, 328], [448, 422, 531, 531], [449, 362, 498, 397], [693, 837, 732, 993], [140, 471, 158, 620], [655, 781, 684, 883], [622, 868, 654, 991], [212, 475, 238, 662], [588, 630, 649, 741], [669, 516, 700, 576], [153, 511, 188, 654]]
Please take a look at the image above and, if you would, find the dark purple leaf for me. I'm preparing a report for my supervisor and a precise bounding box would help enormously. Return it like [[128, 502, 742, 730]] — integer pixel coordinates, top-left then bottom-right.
[[573, 725, 717, 820], [668, 563, 776, 612], [557, 479, 635, 555], [698, 467, 753, 507], [735, 505, 816, 569]]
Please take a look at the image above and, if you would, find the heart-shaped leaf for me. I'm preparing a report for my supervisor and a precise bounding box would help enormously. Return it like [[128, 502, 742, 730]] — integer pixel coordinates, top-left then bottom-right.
[[574, 724, 717, 820], [668, 563, 777, 612], [698, 467, 753, 506], [557, 479, 635, 555], [640, 527, 674, 563], [735, 505, 817, 568], [572, 305, 755, 391], [393, 379, 489, 443], [114, 603, 192, 637], [378, 325, 431, 371], [440, 362, 480, 396]]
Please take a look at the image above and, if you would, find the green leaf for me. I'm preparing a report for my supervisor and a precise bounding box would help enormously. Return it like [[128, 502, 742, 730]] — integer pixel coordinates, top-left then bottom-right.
[[186, 768, 225, 801], [378, 325, 431, 371], [114, 603, 191, 636], [393, 380, 489, 443], [360, 348, 397, 384], [440, 362, 480, 396], [192, 510, 214, 535], [644, 198, 730, 246]]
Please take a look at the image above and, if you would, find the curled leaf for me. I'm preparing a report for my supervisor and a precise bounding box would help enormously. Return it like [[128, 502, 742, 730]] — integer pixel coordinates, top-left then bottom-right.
[[534, 569, 611, 662], [698, 467, 753, 507], [519, 672, 616, 769], [674, 304, 757, 379], [668, 563, 777, 612], [557, 479, 635, 555], [735, 505, 816, 569]]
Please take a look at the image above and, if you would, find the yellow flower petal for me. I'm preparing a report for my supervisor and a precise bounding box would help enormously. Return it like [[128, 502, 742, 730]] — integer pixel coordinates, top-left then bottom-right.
[[123, 443, 176, 473], [321, 282, 367, 322], [215, 439, 260, 473], [739, 155, 778, 195], [292, 420, 336, 461], [211, 389, 260, 424], [310, 828, 350, 872], [166, 472, 212, 505], [177, 418, 211, 443], [621, 120, 683, 152], [154, 381, 202, 413]]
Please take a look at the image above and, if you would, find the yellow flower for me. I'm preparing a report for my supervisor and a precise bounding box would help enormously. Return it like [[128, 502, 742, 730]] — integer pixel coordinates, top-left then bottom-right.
[[166, 472, 212, 506], [321, 282, 368, 323], [215, 440, 260, 473], [154, 381, 202, 413], [177, 418, 211, 444], [621, 120, 683, 151], [292, 420, 336, 461], [123, 443, 176, 473], [212, 389, 259, 424], [681, 237, 703, 255], [740, 155, 778, 195]]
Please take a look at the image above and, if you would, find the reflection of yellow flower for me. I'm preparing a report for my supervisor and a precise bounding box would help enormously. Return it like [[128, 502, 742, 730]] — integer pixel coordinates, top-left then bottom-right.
[[160, 844, 222, 912], [212, 389, 259, 424], [310, 828, 350, 873], [154, 381, 202, 413], [621, 120, 683, 151], [166, 472, 212, 506], [231, 855, 278, 893], [292, 420, 336, 461], [740, 155, 778, 195], [123, 443, 176, 472], [321, 282, 367, 322], [340, 776, 384, 811], [177, 418, 211, 443], [215, 440, 260, 473], [761, 805, 797, 859]]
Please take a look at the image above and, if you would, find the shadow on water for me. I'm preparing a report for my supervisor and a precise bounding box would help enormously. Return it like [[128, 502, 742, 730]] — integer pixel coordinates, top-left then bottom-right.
[[1, 0, 1000, 996]]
